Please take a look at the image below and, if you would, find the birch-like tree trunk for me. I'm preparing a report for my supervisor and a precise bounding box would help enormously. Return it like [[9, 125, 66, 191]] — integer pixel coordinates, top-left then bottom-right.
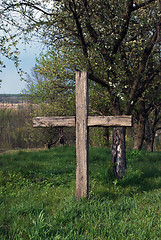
[[112, 127, 126, 178]]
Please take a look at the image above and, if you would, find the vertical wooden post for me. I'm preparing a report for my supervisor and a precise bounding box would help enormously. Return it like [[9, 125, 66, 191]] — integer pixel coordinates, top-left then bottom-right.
[[76, 71, 89, 200]]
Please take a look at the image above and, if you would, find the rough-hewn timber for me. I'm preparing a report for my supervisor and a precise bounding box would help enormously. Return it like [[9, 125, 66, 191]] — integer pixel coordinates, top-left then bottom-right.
[[75, 71, 89, 200], [33, 115, 132, 128]]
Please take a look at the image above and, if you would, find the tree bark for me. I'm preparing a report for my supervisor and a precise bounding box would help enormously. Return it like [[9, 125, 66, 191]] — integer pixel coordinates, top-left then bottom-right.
[[145, 112, 160, 152], [133, 100, 146, 150], [112, 127, 126, 178], [146, 133, 155, 152]]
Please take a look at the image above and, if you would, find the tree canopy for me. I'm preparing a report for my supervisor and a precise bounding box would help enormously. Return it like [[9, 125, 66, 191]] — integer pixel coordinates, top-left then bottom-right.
[[1, 0, 160, 115]]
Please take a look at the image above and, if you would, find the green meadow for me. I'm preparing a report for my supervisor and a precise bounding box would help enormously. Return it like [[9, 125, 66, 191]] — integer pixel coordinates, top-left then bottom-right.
[[0, 146, 161, 239]]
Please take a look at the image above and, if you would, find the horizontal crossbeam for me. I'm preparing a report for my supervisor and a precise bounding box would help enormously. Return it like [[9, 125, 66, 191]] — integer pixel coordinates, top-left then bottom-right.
[[33, 115, 132, 128]]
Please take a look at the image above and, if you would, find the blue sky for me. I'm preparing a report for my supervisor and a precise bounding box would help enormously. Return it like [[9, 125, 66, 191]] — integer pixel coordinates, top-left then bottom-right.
[[0, 42, 40, 94]]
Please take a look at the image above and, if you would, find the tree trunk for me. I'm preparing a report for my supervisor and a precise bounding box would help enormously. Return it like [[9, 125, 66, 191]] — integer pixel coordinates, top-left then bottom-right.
[[146, 108, 160, 152], [133, 99, 146, 150], [146, 133, 155, 152], [58, 127, 65, 146], [146, 125, 155, 152], [112, 127, 126, 178]]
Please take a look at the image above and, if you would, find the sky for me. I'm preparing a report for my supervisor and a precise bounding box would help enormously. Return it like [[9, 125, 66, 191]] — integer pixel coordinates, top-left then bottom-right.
[[0, 42, 41, 94]]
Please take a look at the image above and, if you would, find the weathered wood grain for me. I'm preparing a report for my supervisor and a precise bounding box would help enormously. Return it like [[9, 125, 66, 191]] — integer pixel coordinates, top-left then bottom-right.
[[33, 115, 132, 128], [88, 115, 132, 127], [33, 116, 75, 127], [75, 71, 89, 200]]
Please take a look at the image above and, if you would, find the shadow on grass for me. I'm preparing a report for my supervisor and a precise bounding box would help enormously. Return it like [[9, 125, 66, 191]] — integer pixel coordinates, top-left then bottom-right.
[[118, 166, 161, 193], [0, 147, 77, 188], [0, 147, 161, 198]]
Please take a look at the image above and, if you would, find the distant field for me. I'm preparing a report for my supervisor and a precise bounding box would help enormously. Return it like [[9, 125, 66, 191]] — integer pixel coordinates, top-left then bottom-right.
[[0, 94, 25, 102], [0, 94, 28, 109], [0, 146, 161, 239], [0, 103, 28, 109]]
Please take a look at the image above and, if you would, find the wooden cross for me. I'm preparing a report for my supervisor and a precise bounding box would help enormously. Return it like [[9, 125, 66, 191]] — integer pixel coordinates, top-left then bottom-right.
[[33, 71, 132, 200]]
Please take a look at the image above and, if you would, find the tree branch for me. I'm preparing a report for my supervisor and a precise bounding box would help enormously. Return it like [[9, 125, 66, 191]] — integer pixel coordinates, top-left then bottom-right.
[[88, 73, 110, 90], [68, 0, 92, 71], [112, 0, 156, 54], [125, 31, 158, 114], [139, 32, 158, 73], [2, 2, 54, 16], [133, 0, 156, 11], [112, 0, 133, 54], [81, 1, 113, 64], [155, 127, 161, 132]]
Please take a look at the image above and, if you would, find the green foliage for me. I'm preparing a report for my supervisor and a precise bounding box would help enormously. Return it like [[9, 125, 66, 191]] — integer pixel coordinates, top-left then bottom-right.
[[24, 48, 113, 147], [0, 108, 46, 150], [0, 109, 27, 149], [25, 49, 76, 116], [0, 147, 161, 239], [89, 127, 110, 147], [127, 150, 144, 162], [1, 0, 160, 116]]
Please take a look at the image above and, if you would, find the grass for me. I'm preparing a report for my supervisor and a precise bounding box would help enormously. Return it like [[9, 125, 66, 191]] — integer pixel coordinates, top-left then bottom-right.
[[0, 146, 161, 239]]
